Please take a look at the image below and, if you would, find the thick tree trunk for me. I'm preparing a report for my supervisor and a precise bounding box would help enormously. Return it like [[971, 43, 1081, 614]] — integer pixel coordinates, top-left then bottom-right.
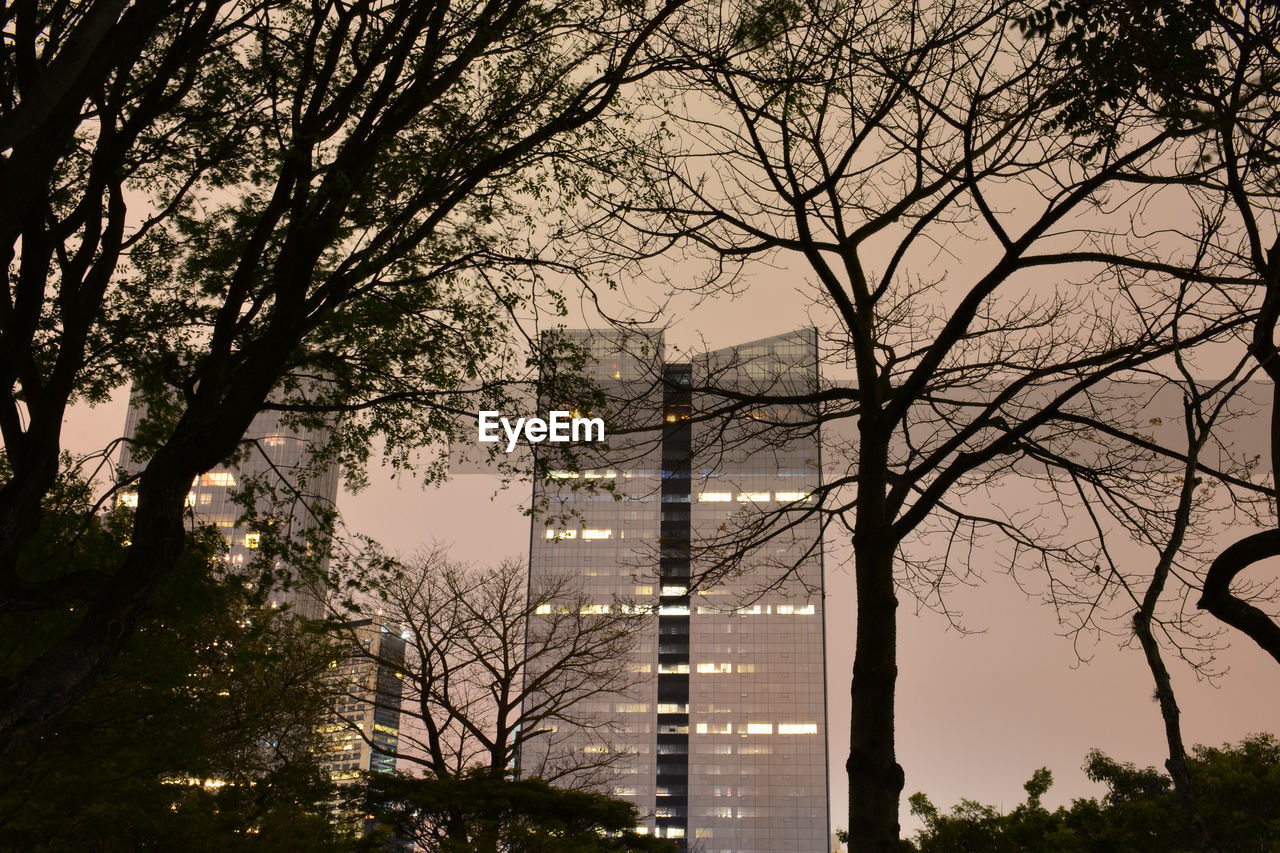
[[847, 423, 904, 852], [847, 534, 904, 853]]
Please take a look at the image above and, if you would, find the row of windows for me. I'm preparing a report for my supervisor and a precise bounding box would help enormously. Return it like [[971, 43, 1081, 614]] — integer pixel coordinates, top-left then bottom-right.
[[696, 491, 812, 503], [694, 722, 817, 735]]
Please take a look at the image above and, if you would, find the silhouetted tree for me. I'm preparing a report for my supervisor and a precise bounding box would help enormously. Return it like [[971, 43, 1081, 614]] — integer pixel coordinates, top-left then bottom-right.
[[0, 0, 688, 747], [600, 0, 1267, 847]]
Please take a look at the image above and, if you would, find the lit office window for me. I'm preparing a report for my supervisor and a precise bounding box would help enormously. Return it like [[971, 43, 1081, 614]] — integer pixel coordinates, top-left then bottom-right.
[[698, 492, 732, 502], [778, 723, 818, 735], [745, 723, 772, 735], [200, 472, 236, 487]]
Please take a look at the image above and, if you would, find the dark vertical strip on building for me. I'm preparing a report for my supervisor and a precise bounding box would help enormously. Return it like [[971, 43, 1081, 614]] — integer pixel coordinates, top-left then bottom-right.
[[657, 363, 692, 847]]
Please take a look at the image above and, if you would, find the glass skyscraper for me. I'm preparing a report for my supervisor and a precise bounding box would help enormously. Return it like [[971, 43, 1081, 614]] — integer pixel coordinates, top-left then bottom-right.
[[118, 387, 339, 619], [524, 329, 828, 852], [319, 618, 405, 783]]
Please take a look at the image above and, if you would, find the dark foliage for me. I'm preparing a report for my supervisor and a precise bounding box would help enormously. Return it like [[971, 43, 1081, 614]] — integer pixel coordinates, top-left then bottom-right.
[[909, 734, 1280, 852], [0, 463, 347, 851], [356, 768, 677, 853]]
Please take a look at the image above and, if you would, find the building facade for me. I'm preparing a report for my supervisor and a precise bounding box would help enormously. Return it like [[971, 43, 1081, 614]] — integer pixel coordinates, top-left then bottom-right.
[[118, 389, 340, 619], [524, 329, 828, 852], [319, 618, 406, 783]]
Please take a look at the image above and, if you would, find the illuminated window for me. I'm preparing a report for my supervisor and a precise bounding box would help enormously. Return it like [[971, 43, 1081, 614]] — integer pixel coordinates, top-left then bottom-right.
[[658, 663, 689, 674], [661, 585, 688, 596], [746, 723, 772, 735], [544, 528, 576, 539], [657, 703, 688, 714], [697, 722, 733, 734], [548, 470, 579, 479], [580, 604, 611, 615], [583, 745, 610, 754], [698, 491, 732, 502], [535, 604, 552, 615], [200, 472, 236, 487], [582, 529, 612, 540], [696, 662, 732, 674], [658, 604, 690, 616], [737, 492, 770, 502], [775, 491, 811, 502], [797, 604, 815, 615], [244, 532, 260, 549], [737, 663, 756, 673], [634, 585, 653, 595], [117, 492, 139, 508], [778, 723, 818, 735]]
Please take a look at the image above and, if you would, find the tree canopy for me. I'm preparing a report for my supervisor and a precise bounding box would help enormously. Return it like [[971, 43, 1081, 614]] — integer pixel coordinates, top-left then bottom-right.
[[908, 734, 1280, 853], [0, 0, 687, 745], [0, 465, 347, 851]]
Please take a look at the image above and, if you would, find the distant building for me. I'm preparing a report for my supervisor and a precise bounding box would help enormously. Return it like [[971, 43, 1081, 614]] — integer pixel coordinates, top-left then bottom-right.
[[523, 329, 829, 852], [118, 386, 340, 619], [320, 618, 405, 783]]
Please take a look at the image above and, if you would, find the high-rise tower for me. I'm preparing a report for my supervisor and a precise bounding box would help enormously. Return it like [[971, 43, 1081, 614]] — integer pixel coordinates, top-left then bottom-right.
[[524, 329, 828, 852], [118, 388, 340, 619]]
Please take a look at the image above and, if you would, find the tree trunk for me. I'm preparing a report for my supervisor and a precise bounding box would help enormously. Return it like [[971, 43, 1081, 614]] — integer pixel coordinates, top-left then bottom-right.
[[1133, 612, 1219, 852], [847, 433, 904, 852]]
